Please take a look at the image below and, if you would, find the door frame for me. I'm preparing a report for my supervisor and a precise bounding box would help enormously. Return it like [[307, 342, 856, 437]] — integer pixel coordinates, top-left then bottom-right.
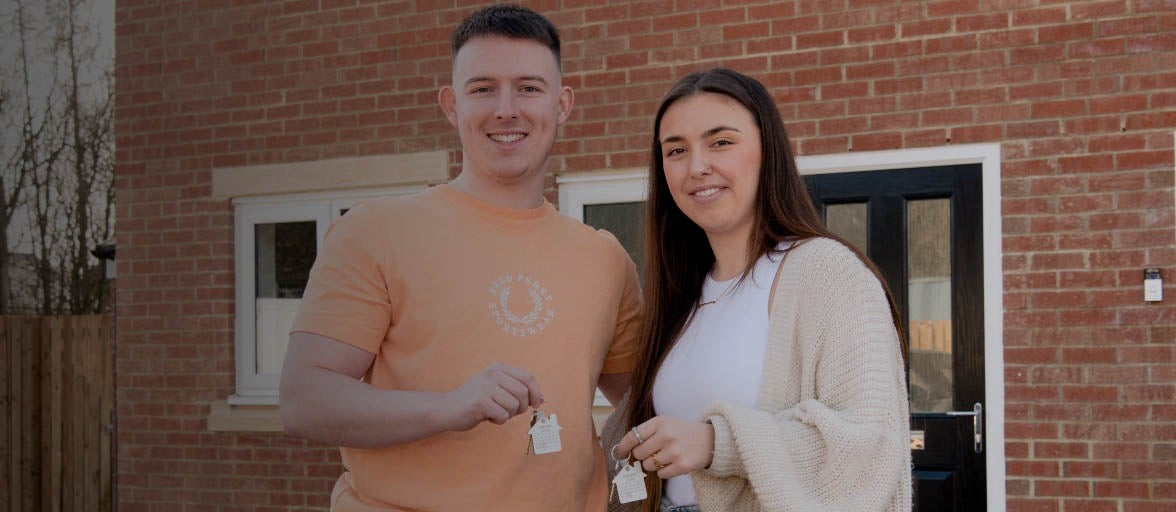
[[797, 143, 1005, 512]]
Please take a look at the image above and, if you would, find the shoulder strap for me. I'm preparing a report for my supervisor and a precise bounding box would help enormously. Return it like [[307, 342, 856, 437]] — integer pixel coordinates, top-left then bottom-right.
[[767, 238, 807, 315]]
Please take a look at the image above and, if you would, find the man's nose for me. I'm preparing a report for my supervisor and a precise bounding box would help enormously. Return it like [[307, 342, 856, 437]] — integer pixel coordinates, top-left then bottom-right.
[[495, 92, 519, 119]]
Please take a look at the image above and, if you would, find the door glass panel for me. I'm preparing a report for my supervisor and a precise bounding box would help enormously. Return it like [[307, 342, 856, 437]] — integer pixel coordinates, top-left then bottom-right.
[[907, 198, 953, 412], [584, 202, 646, 281], [255, 221, 316, 374], [825, 202, 868, 253]]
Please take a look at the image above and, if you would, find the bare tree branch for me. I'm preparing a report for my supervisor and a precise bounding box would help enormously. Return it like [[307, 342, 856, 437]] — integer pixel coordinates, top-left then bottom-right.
[[2, 0, 113, 314]]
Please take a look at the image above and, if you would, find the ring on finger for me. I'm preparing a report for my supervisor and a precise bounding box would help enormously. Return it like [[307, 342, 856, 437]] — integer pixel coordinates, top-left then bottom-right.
[[631, 426, 646, 444], [650, 452, 666, 470]]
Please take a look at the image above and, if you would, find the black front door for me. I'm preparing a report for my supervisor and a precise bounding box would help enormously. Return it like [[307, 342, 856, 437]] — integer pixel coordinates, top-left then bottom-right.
[[805, 164, 986, 512]]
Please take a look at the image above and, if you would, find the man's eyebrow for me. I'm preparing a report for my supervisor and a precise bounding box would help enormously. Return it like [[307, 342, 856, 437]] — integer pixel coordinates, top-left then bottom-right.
[[463, 76, 550, 87], [660, 125, 741, 144]]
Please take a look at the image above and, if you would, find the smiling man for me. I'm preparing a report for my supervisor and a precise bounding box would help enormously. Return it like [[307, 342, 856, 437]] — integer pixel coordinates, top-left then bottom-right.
[[278, 4, 643, 512]]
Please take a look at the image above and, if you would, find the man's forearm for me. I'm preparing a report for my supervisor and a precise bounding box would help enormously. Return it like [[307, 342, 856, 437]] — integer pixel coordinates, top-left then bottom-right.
[[280, 366, 453, 448]]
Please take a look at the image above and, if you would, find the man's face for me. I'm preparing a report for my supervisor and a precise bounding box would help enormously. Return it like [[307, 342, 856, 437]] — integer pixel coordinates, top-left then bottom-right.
[[439, 36, 573, 185]]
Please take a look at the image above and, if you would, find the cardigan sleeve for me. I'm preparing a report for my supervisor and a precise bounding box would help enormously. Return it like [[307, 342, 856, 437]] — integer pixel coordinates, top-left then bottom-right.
[[696, 240, 911, 511]]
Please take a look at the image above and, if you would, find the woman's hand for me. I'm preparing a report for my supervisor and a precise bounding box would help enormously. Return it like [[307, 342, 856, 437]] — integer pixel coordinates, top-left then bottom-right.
[[614, 416, 714, 478]]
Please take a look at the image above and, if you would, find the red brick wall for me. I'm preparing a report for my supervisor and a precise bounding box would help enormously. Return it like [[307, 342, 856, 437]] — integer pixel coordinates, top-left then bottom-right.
[[115, 1, 1175, 510]]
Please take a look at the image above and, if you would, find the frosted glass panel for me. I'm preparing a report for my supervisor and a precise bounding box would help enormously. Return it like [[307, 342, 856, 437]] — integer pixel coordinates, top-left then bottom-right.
[[907, 198, 952, 413], [825, 202, 868, 253]]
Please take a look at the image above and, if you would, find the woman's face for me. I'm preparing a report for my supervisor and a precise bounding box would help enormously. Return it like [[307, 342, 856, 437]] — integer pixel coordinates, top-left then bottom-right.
[[658, 92, 762, 244]]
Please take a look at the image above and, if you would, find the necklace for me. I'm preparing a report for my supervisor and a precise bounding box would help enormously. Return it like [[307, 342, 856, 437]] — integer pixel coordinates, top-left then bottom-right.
[[698, 276, 740, 307]]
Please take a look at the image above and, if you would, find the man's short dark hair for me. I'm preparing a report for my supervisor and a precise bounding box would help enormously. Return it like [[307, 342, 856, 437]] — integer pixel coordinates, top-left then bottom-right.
[[451, 4, 561, 70]]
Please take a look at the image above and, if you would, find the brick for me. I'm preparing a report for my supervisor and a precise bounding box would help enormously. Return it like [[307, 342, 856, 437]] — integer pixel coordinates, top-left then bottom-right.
[[1063, 423, 1120, 442], [1008, 459, 1062, 477], [901, 19, 952, 37], [1006, 348, 1063, 364], [1094, 481, 1150, 499], [1035, 442, 1090, 459], [1007, 498, 1060, 512], [1036, 479, 1091, 497], [956, 13, 1009, 32], [1060, 499, 1117, 512]]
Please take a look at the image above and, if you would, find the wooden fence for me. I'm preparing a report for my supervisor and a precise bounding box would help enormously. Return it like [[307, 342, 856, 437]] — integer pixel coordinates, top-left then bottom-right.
[[1, 316, 114, 512]]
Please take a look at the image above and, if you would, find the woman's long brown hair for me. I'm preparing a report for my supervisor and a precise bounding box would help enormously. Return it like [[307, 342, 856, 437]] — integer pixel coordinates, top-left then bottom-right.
[[627, 68, 907, 511]]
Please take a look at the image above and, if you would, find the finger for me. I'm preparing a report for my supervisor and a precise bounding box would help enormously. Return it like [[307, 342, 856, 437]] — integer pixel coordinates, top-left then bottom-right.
[[615, 433, 637, 458], [488, 386, 522, 418], [641, 457, 657, 472], [610, 443, 625, 462], [637, 418, 663, 439], [497, 364, 544, 406], [496, 377, 532, 415], [630, 434, 665, 461], [481, 398, 511, 425], [657, 465, 681, 479]]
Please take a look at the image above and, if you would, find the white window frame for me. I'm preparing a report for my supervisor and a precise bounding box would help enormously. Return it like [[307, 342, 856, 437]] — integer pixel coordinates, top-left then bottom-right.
[[229, 186, 424, 405], [557, 169, 648, 406]]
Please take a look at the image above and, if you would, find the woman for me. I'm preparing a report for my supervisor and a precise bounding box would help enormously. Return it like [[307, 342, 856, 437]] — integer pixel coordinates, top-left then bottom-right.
[[604, 68, 911, 512]]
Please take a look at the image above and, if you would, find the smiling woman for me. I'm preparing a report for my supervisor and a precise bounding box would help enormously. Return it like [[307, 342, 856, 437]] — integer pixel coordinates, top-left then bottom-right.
[[604, 68, 912, 512]]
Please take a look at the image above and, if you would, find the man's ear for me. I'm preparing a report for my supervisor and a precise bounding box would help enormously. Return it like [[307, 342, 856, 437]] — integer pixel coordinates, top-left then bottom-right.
[[556, 85, 574, 125], [438, 86, 458, 127]]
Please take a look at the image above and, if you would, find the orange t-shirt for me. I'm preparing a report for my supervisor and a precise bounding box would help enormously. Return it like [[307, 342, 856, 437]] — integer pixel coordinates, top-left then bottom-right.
[[291, 184, 643, 512]]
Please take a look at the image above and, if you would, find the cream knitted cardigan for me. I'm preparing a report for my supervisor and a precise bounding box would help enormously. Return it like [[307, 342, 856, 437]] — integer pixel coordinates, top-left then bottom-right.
[[602, 237, 912, 512]]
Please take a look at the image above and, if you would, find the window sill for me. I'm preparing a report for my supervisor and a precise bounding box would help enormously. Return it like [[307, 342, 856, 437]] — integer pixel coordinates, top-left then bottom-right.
[[206, 400, 283, 432]]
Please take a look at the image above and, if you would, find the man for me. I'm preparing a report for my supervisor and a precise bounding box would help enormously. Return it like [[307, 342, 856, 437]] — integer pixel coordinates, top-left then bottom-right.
[[279, 4, 642, 511]]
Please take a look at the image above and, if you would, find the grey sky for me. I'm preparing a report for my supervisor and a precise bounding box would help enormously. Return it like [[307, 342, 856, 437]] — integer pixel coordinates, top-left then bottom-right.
[[2, 0, 114, 254]]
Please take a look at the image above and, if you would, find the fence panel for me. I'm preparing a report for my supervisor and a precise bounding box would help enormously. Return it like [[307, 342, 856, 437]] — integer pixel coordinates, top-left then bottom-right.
[[2, 316, 113, 512]]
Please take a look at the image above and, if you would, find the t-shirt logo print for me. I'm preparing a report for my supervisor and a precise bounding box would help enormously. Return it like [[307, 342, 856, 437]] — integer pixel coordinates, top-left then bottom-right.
[[489, 274, 555, 337]]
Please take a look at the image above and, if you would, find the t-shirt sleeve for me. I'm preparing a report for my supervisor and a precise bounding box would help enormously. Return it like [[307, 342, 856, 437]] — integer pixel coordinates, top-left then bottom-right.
[[289, 202, 392, 355], [600, 234, 644, 374]]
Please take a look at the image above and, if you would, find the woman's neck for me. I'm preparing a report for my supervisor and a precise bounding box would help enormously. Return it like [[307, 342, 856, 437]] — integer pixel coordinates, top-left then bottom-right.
[[706, 230, 752, 281]]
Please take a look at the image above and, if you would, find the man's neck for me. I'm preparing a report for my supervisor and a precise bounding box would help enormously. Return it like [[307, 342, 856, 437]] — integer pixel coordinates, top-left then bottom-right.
[[448, 171, 546, 210]]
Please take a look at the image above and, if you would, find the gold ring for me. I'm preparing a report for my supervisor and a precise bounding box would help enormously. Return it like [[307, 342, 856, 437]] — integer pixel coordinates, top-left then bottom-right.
[[650, 452, 666, 470]]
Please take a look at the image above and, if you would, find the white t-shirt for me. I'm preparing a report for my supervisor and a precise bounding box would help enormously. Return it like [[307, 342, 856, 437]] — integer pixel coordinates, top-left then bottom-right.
[[652, 246, 787, 506]]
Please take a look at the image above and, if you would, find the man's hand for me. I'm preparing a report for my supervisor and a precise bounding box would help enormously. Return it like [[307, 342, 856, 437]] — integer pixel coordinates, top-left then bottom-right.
[[614, 416, 714, 478], [441, 363, 544, 432]]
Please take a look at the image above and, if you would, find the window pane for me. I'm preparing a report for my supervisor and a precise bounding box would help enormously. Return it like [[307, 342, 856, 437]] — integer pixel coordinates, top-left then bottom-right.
[[255, 221, 316, 299], [584, 202, 646, 281], [907, 198, 953, 413], [254, 220, 316, 375], [825, 202, 868, 253]]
